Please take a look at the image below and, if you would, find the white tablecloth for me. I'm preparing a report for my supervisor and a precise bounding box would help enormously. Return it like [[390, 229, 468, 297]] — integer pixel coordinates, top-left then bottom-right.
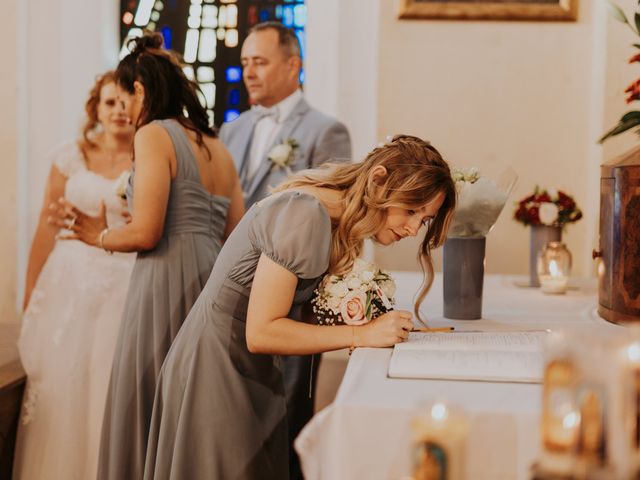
[[295, 272, 622, 480]]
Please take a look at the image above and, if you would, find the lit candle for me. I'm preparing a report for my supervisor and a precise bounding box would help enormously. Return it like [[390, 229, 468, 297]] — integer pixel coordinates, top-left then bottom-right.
[[537, 359, 579, 476], [537, 242, 572, 295], [540, 259, 569, 294], [411, 402, 468, 480], [627, 342, 640, 476]]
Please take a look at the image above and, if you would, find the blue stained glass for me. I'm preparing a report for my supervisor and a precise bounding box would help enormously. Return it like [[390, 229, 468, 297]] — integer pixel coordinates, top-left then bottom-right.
[[225, 66, 242, 83], [259, 8, 270, 22], [282, 6, 294, 27], [228, 88, 240, 106], [225, 109, 241, 123], [275, 5, 283, 19], [293, 5, 306, 27], [161, 26, 172, 49], [295, 29, 305, 59], [299, 69, 305, 84]]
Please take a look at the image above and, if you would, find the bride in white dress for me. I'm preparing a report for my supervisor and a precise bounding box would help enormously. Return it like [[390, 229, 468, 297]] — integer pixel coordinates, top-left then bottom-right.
[[13, 71, 136, 480]]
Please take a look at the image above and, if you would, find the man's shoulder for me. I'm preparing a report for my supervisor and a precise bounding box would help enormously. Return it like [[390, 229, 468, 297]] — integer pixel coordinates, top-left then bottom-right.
[[301, 105, 344, 128], [302, 106, 346, 135], [219, 111, 253, 138]]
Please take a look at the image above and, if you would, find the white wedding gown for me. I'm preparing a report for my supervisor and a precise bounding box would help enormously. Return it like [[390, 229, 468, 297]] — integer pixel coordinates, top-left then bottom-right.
[[13, 142, 135, 480]]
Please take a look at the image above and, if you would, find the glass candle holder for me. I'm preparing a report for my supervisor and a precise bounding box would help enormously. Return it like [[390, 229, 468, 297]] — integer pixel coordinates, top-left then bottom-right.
[[410, 402, 468, 480], [537, 241, 572, 294]]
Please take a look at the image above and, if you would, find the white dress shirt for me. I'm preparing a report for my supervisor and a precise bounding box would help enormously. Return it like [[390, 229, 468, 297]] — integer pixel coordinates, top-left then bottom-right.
[[247, 89, 303, 181]]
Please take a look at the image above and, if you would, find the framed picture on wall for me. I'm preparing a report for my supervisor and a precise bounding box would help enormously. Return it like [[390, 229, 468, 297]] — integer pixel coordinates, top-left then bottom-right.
[[398, 0, 577, 21]]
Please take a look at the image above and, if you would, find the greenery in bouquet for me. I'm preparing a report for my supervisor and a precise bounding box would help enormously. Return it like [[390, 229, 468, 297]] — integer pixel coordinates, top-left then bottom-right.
[[600, 2, 640, 142], [311, 259, 396, 326], [513, 187, 582, 227]]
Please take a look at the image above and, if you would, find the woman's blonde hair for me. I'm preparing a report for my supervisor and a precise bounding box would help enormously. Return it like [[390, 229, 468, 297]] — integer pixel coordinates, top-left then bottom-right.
[[80, 70, 117, 149], [275, 134, 457, 322]]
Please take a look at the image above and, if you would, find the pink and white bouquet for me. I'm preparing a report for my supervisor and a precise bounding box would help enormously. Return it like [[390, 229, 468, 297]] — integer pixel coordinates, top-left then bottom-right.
[[311, 259, 396, 326]]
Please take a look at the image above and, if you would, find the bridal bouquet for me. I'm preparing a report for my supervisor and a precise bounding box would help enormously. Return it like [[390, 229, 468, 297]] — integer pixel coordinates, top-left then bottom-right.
[[311, 259, 396, 326], [448, 167, 517, 238]]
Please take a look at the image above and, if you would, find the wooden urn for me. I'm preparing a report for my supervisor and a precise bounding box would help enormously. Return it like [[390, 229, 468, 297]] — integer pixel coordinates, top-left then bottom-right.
[[595, 146, 640, 323]]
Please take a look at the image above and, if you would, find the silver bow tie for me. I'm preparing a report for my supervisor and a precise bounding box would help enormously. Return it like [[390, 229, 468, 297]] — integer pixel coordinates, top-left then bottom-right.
[[252, 105, 278, 121]]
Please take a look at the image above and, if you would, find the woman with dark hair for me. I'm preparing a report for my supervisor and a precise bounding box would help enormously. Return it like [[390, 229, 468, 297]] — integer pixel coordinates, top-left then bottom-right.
[[143, 135, 456, 479], [51, 33, 244, 479], [14, 71, 135, 480]]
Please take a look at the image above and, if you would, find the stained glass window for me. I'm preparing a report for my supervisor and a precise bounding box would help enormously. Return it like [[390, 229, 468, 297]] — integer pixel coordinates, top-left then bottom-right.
[[120, 0, 307, 127]]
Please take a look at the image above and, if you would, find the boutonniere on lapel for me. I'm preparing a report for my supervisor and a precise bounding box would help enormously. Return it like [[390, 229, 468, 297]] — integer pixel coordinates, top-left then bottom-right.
[[268, 138, 299, 175]]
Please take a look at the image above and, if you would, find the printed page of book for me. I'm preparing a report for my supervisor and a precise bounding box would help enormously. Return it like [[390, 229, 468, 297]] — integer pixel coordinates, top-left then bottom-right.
[[388, 331, 547, 383]]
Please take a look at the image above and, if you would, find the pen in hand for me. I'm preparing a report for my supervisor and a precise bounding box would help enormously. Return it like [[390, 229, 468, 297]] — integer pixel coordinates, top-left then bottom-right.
[[375, 283, 455, 333]]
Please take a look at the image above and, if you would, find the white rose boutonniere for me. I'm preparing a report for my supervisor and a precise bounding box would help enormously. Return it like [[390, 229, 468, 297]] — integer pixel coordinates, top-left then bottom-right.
[[114, 169, 131, 201], [268, 138, 299, 175]]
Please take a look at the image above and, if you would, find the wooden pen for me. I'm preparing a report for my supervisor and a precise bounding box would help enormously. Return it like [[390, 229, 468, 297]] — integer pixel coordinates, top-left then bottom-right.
[[410, 327, 455, 333]]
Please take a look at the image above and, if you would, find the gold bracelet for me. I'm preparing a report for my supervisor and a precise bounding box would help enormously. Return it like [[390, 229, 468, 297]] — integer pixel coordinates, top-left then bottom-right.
[[349, 326, 356, 356], [98, 228, 113, 255]]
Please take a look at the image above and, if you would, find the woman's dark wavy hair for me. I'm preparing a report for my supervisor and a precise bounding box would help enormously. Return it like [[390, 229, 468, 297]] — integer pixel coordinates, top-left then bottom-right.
[[115, 32, 216, 156]]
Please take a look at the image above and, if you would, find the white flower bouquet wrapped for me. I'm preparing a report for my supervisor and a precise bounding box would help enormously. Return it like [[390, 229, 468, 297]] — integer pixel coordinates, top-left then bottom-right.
[[311, 259, 396, 326], [448, 167, 517, 238]]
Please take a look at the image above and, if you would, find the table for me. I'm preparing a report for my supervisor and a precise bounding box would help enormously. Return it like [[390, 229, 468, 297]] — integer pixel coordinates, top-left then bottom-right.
[[296, 273, 622, 480]]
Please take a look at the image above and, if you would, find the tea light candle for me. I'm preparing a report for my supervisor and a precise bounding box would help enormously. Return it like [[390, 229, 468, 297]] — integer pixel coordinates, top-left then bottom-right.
[[411, 402, 468, 480], [540, 259, 569, 294], [626, 341, 640, 475], [537, 358, 579, 477]]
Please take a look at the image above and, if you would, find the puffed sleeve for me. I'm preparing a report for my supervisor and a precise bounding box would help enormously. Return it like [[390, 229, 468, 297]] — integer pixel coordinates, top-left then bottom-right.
[[51, 141, 85, 178], [248, 191, 332, 279]]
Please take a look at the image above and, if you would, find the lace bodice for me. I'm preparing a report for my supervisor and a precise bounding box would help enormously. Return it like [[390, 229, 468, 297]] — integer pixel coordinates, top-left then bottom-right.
[[53, 141, 129, 228]]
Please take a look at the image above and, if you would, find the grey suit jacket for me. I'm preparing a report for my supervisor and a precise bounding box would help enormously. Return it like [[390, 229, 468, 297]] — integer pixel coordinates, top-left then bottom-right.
[[219, 97, 351, 207]]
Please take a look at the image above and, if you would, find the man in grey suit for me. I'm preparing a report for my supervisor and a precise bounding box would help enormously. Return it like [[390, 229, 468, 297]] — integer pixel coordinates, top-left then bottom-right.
[[219, 21, 351, 480]]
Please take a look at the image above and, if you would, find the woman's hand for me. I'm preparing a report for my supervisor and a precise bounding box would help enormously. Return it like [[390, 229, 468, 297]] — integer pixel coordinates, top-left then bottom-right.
[[48, 197, 108, 247], [357, 310, 414, 348]]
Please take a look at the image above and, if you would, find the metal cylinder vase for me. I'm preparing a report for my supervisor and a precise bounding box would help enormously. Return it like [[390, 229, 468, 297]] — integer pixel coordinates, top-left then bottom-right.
[[443, 237, 486, 320], [529, 225, 562, 287]]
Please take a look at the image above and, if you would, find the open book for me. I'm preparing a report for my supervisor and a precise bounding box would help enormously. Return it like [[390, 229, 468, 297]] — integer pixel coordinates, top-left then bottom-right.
[[388, 331, 547, 383]]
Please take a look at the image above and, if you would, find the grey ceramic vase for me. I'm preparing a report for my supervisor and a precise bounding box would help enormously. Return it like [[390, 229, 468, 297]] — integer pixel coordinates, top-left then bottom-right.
[[443, 237, 486, 320], [529, 225, 562, 287]]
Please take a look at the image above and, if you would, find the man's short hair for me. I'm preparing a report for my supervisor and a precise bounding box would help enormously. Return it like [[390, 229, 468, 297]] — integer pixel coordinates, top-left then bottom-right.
[[248, 21, 301, 58]]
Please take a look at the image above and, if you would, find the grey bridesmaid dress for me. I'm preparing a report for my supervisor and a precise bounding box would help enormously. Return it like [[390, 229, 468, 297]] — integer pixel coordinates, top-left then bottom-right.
[[97, 119, 231, 480], [143, 191, 332, 480]]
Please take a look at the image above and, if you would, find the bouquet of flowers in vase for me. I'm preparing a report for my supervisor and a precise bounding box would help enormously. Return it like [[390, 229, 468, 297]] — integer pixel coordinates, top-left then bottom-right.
[[513, 187, 582, 227], [443, 167, 517, 319], [448, 167, 518, 238], [311, 259, 396, 326]]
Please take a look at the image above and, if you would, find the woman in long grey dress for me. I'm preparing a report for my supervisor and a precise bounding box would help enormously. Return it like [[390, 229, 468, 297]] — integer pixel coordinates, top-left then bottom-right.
[[143, 135, 457, 479], [50, 33, 244, 480]]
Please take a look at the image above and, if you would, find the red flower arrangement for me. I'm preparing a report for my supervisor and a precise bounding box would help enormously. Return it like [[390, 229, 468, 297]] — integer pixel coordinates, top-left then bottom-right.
[[514, 187, 583, 227], [600, 4, 640, 142]]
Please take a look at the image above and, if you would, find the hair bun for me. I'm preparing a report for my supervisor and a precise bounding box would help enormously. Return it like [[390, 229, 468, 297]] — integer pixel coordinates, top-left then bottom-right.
[[127, 32, 164, 54]]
